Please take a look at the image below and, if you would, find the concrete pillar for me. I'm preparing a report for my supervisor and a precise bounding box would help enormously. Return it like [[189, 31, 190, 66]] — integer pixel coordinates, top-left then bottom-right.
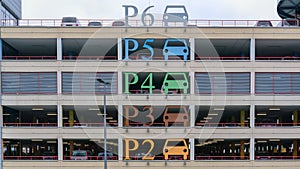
[[118, 138, 123, 160], [118, 104, 123, 128], [69, 110, 74, 127], [0, 39, 2, 61], [251, 72, 255, 95], [240, 110, 245, 127], [293, 110, 298, 126], [57, 104, 62, 127], [190, 105, 195, 127], [57, 38, 62, 60], [118, 38, 122, 61], [189, 138, 195, 160], [250, 38, 255, 61], [57, 71, 62, 94], [118, 71, 122, 95], [250, 138, 255, 161], [58, 137, 63, 160], [189, 38, 195, 61], [293, 139, 298, 158], [250, 105, 255, 128], [189, 72, 195, 95], [240, 140, 245, 159]]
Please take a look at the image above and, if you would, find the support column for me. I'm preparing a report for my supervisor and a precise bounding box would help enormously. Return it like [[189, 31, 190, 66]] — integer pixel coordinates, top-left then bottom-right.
[[0, 39, 2, 61], [240, 140, 245, 160], [293, 110, 298, 126], [57, 38, 62, 60], [69, 110, 74, 127], [250, 38, 255, 61], [57, 104, 62, 128], [58, 137, 63, 161], [190, 105, 195, 127], [250, 105, 255, 128], [118, 104, 123, 128], [118, 38, 122, 61], [293, 139, 298, 158], [118, 138, 123, 161], [250, 137, 255, 161], [118, 72, 122, 95], [189, 72, 195, 95], [189, 138, 195, 160], [57, 71, 62, 94], [189, 38, 195, 61], [251, 72, 255, 95], [240, 110, 245, 127]]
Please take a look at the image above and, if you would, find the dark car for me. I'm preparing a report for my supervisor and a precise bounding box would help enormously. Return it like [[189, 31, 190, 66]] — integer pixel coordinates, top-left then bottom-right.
[[112, 20, 125, 26], [163, 5, 188, 27], [98, 152, 116, 160], [255, 20, 273, 27], [88, 21, 102, 27]]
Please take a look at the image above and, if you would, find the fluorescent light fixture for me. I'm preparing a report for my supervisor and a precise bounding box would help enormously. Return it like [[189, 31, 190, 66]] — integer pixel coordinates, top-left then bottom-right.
[[32, 108, 44, 111], [47, 141, 57, 143], [32, 139, 43, 142], [269, 139, 280, 142], [47, 113, 57, 116], [213, 108, 225, 111], [257, 113, 267, 116], [269, 107, 280, 111], [3, 114, 11, 116], [109, 120, 118, 123], [88, 108, 100, 111], [200, 120, 208, 123], [204, 117, 213, 120], [208, 113, 219, 116], [106, 117, 113, 120], [97, 113, 105, 116], [257, 140, 267, 143], [62, 117, 69, 120]]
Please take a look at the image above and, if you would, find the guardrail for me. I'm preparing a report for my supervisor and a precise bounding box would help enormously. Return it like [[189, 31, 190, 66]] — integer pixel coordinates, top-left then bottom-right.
[[3, 123, 57, 127], [3, 19, 300, 28]]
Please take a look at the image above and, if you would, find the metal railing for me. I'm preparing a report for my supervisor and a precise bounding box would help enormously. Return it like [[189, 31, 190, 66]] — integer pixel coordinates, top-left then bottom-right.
[[3, 19, 300, 28], [4, 156, 58, 160], [3, 123, 57, 127]]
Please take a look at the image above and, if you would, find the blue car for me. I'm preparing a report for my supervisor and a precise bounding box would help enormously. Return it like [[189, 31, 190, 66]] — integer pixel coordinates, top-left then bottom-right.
[[163, 39, 189, 61]]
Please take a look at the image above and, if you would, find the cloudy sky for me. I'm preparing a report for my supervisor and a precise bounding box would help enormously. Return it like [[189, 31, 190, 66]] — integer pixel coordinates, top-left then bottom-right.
[[22, 0, 281, 20]]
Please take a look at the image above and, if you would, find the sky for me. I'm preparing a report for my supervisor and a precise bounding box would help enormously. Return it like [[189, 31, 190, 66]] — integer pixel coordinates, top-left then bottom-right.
[[22, 0, 281, 20]]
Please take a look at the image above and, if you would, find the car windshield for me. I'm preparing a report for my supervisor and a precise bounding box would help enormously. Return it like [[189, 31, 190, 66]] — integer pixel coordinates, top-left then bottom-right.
[[165, 7, 186, 13], [167, 141, 185, 146], [72, 151, 86, 156], [62, 17, 77, 23], [166, 74, 186, 80], [166, 40, 185, 47]]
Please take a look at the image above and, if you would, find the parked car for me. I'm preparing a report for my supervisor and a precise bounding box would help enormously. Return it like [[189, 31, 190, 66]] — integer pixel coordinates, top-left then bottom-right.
[[70, 150, 88, 160], [276, 19, 299, 27], [163, 5, 188, 27], [88, 21, 102, 27], [255, 20, 273, 27], [97, 151, 116, 160], [61, 17, 80, 27], [112, 20, 125, 26]]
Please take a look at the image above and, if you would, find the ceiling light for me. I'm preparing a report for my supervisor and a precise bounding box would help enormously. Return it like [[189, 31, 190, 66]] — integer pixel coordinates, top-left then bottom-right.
[[257, 113, 267, 116], [88, 108, 100, 111], [3, 114, 11, 116], [213, 108, 225, 111], [269, 107, 280, 111], [32, 108, 44, 111], [257, 140, 267, 143], [208, 113, 219, 116], [269, 139, 280, 142], [32, 139, 43, 142], [47, 113, 57, 116], [204, 117, 213, 120], [62, 117, 69, 120]]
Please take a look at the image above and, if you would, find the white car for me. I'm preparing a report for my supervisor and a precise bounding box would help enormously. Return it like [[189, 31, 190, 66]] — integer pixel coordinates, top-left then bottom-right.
[[61, 17, 80, 27]]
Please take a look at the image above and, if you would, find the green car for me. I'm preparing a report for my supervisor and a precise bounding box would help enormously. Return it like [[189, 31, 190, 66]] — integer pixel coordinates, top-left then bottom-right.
[[162, 73, 189, 94]]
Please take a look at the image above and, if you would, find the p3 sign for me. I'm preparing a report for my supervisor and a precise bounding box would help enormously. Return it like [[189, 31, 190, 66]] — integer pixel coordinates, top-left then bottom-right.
[[123, 38, 189, 61]]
